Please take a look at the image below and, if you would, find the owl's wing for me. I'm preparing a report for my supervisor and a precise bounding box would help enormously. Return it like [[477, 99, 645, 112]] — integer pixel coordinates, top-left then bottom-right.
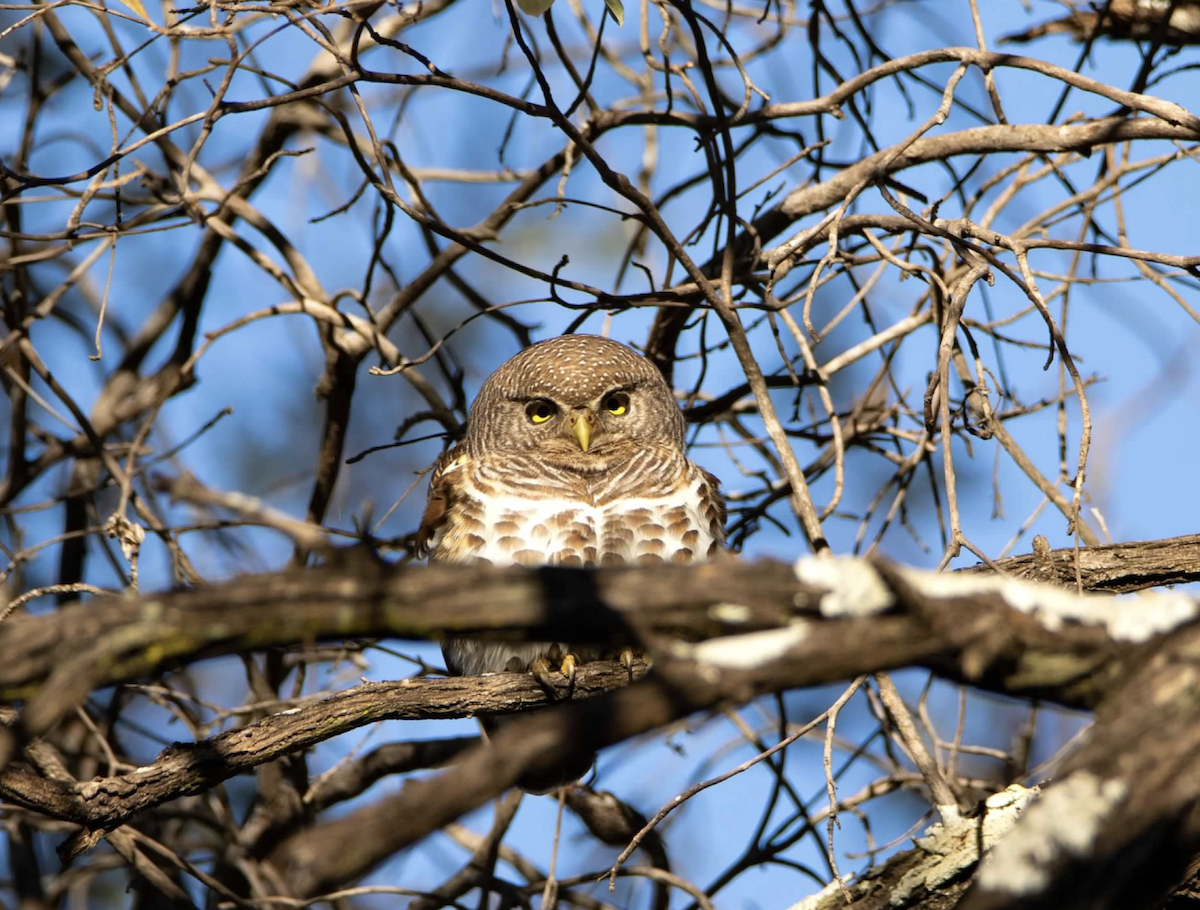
[[415, 446, 465, 560], [698, 465, 728, 546]]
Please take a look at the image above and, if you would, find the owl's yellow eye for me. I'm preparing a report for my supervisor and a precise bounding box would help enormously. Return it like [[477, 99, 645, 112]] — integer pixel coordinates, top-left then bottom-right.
[[602, 392, 629, 416], [526, 401, 555, 424]]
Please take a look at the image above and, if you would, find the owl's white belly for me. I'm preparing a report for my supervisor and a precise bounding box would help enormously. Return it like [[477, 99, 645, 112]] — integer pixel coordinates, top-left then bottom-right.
[[464, 481, 719, 568]]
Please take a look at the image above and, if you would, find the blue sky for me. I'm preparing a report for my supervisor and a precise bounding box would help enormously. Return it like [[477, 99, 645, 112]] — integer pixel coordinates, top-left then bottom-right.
[[2, 0, 1198, 905]]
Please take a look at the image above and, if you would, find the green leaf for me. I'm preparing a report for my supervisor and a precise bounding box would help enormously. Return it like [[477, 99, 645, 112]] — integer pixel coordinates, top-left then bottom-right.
[[603, 0, 624, 26], [517, 0, 555, 15]]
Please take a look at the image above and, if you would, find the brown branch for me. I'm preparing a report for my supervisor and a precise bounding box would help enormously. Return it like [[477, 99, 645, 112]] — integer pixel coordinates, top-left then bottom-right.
[[0, 660, 650, 838], [1, 537, 1197, 868], [956, 603, 1200, 910], [6, 537, 1200, 734], [960, 533, 1200, 593]]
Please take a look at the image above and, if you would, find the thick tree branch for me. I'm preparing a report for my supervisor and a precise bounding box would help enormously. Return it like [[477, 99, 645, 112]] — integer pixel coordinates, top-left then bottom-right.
[[6, 538, 1200, 737], [2, 536, 1198, 891]]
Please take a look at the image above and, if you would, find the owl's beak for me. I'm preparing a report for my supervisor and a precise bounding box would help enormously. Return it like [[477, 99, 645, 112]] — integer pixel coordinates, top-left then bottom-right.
[[570, 410, 597, 452]]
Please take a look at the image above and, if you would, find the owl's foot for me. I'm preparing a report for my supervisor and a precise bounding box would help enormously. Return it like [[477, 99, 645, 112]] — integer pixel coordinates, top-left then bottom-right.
[[604, 646, 645, 680], [620, 647, 635, 680], [530, 645, 578, 697]]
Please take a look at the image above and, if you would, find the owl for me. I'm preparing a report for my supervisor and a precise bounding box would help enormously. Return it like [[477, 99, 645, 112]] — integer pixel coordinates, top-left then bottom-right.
[[416, 334, 725, 791]]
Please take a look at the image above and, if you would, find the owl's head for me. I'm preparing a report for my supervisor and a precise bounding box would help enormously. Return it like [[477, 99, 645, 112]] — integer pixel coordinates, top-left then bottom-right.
[[466, 335, 685, 460]]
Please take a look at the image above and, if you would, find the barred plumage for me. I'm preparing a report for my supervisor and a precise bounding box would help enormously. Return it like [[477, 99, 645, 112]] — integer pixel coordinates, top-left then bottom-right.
[[417, 334, 726, 791]]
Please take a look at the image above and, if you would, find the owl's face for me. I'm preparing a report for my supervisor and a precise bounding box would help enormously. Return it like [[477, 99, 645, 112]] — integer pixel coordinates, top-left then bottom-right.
[[466, 335, 685, 464]]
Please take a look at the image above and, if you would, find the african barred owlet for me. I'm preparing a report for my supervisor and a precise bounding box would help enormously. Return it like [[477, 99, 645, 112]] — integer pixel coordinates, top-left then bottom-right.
[[416, 334, 725, 791]]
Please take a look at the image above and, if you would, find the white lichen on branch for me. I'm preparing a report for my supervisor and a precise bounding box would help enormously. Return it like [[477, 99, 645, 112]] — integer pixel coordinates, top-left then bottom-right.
[[680, 623, 810, 670], [793, 556, 893, 617], [793, 554, 1199, 643], [901, 568, 1198, 643], [976, 772, 1127, 895], [890, 784, 1040, 907]]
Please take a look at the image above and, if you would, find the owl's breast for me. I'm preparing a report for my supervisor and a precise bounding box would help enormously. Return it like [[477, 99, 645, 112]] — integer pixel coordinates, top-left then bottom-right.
[[434, 473, 721, 568]]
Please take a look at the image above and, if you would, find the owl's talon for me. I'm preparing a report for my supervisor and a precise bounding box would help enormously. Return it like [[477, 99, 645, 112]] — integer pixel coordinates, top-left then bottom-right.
[[619, 647, 635, 680], [529, 652, 579, 697], [530, 655, 555, 691]]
